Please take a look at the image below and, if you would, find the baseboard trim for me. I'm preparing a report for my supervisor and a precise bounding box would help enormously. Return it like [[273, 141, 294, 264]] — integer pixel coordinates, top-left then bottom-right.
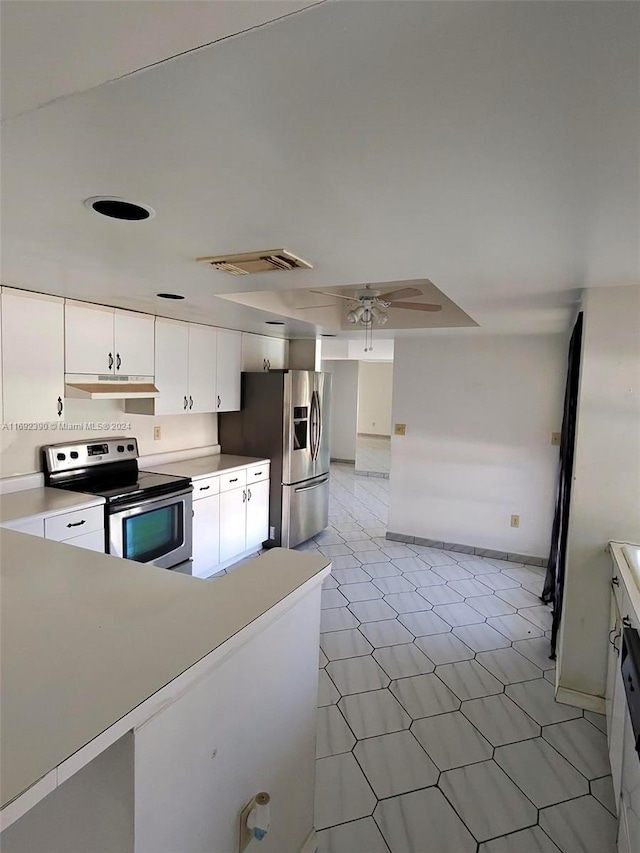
[[330, 458, 355, 464], [357, 432, 391, 439], [385, 530, 546, 568], [556, 686, 606, 715], [354, 469, 389, 479], [299, 829, 318, 853]]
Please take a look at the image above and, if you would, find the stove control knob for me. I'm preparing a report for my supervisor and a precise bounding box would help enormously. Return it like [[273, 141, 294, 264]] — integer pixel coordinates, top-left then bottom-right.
[[56, 452, 66, 461], [117, 445, 125, 452], [70, 451, 79, 460], [127, 444, 134, 452]]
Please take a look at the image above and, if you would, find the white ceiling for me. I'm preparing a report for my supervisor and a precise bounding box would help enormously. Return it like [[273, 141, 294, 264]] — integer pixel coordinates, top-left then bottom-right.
[[0, 0, 323, 120], [1, 1, 638, 340]]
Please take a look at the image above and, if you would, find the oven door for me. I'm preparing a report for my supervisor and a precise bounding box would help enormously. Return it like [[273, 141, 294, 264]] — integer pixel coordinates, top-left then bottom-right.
[[109, 488, 193, 569]]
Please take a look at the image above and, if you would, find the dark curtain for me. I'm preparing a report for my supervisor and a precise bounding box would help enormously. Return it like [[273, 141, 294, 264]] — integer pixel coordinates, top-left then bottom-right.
[[542, 312, 584, 660]]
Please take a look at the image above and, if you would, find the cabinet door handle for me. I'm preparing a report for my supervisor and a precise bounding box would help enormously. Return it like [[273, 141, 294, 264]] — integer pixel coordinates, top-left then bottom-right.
[[184, 396, 188, 410], [116, 352, 121, 371], [57, 397, 63, 417], [229, 477, 238, 483], [243, 489, 247, 503], [189, 395, 193, 410], [217, 395, 221, 409], [612, 576, 620, 587], [254, 471, 262, 477], [623, 616, 632, 628], [108, 352, 114, 370], [66, 519, 86, 528], [247, 487, 252, 501], [267, 359, 271, 370], [263, 358, 267, 370], [199, 485, 210, 491]]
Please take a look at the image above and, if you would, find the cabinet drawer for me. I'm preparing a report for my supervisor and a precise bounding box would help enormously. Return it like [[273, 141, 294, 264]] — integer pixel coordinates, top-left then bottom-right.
[[193, 475, 220, 500], [247, 463, 270, 484], [62, 528, 105, 553], [45, 505, 104, 541], [219, 469, 247, 493], [1, 517, 45, 537]]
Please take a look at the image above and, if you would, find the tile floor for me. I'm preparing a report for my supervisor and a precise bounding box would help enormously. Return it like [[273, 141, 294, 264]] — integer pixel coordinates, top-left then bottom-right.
[[355, 434, 391, 476], [298, 464, 617, 853]]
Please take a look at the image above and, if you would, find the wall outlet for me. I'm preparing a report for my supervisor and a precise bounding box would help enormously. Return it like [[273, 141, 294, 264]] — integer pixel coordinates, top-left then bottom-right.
[[551, 432, 561, 446], [153, 426, 162, 441], [394, 423, 407, 436], [510, 515, 520, 529]]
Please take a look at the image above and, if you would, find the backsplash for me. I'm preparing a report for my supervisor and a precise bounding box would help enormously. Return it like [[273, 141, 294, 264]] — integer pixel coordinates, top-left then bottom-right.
[[0, 397, 218, 477]]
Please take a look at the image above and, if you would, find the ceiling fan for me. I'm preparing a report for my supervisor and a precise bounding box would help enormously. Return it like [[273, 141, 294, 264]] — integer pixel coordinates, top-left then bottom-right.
[[308, 285, 442, 322], [305, 285, 441, 351]]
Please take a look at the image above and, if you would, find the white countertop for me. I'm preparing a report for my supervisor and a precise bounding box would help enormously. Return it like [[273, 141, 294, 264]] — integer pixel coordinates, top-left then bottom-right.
[[0, 487, 104, 525], [141, 453, 270, 480], [0, 530, 329, 810], [610, 541, 640, 621]]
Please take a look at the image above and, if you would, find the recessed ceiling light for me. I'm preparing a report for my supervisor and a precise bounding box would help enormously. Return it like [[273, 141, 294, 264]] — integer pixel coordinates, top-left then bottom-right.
[[84, 196, 155, 221], [156, 293, 184, 300], [265, 321, 285, 325]]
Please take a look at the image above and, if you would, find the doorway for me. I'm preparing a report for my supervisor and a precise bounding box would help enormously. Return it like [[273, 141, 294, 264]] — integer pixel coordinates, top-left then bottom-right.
[[355, 361, 393, 476]]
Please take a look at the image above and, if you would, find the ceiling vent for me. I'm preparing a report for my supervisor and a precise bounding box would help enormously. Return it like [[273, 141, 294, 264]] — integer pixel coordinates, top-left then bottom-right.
[[197, 249, 312, 275]]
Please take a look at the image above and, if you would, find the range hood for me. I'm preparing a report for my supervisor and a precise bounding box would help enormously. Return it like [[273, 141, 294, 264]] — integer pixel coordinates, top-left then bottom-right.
[[65, 374, 159, 400]]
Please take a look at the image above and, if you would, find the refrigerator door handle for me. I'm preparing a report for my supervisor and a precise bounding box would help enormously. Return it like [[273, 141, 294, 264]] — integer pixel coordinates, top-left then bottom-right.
[[310, 390, 320, 461], [315, 390, 323, 461], [295, 477, 329, 493]]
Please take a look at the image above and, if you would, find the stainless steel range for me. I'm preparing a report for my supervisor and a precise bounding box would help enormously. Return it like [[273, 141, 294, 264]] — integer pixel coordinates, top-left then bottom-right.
[[42, 437, 193, 572]]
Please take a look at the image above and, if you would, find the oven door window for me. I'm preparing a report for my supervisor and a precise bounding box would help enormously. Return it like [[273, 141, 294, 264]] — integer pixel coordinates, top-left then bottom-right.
[[123, 504, 183, 563]]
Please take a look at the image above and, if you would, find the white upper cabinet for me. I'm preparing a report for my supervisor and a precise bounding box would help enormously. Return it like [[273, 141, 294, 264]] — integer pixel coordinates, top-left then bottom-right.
[[188, 324, 217, 414], [65, 302, 114, 375], [153, 318, 190, 415], [264, 336, 288, 371], [65, 302, 155, 376], [128, 320, 230, 416], [114, 310, 155, 376], [216, 329, 241, 412], [2, 289, 65, 422], [241, 333, 287, 372]]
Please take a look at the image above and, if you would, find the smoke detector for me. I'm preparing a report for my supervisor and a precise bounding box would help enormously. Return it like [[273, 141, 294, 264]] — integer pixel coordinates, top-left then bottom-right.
[[197, 249, 312, 275]]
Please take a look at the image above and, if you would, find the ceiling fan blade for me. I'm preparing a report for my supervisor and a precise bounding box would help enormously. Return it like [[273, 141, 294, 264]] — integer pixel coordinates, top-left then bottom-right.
[[388, 301, 442, 312], [310, 289, 357, 302], [378, 287, 423, 301]]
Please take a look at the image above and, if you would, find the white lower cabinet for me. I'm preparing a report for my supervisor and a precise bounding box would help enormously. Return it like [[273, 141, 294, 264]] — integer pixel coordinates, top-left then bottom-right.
[[192, 492, 220, 579], [606, 551, 640, 853], [219, 487, 248, 565], [245, 479, 269, 552], [2, 517, 45, 537], [1, 506, 105, 553], [218, 466, 270, 566], [62, 529, 105, 553]]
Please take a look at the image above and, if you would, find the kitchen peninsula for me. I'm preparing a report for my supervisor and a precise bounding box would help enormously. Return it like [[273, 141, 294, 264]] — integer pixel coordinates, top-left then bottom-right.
[[0, 530, 329, 853]]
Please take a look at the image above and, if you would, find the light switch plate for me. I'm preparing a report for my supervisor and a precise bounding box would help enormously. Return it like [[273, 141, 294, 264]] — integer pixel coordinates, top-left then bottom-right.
[[394, 423, 407, 436], [153, 426, 162, 441]]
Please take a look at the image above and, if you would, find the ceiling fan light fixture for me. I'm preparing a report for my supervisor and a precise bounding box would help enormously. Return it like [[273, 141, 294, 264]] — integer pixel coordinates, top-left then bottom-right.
[[371, 305, 388, 325], [346, 309, 359, 324]]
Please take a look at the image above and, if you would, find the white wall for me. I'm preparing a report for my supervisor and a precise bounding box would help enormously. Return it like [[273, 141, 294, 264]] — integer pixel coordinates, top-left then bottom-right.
[[558, 285, 640, 703], [0, 397, 218, 478], [357, 362, 393, 436], [388, 334, 566, 556], [321, 360, 358, 462]]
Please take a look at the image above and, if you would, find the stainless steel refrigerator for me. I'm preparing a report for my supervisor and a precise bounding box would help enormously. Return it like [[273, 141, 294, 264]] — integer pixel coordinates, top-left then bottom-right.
[[219, 370, 331, 548]]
